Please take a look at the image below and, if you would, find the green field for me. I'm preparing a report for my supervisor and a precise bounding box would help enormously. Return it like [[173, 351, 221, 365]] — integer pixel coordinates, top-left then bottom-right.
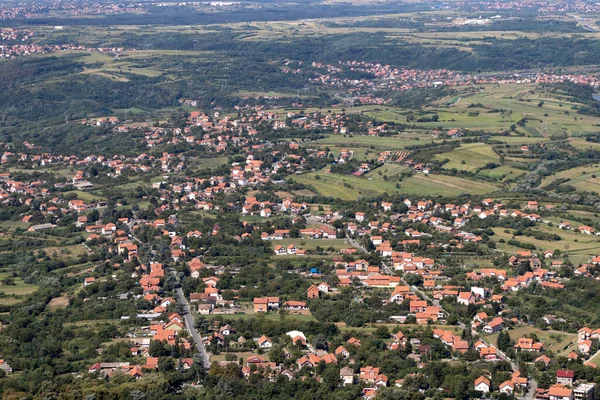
[[400, 173, 500, 196], [540, 164, 600, 192], [493, 226, 600, 256], [366, 164, 410, 179], [63, 190, 106, 202], [295, 167, 499, 199], [313, 133, 428, 150], [276, 238, 352, 251], [436, 142, 500, 172], [478, 165, 526, 181], [484, 326, 577, 356], [190, 156, 229, 169], [0, 276, 38, 297]]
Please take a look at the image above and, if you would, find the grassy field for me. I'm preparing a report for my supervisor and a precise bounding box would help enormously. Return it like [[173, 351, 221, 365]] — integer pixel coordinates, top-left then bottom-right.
[[478, 165, 526, 181], [44, 244, 90, 262], [211, 351, 258, 363], [294, 168, 402, 200], [220, 312, 317, 323], [493, 226, 600, 256], [336, 322, 462, 334], [411, 83, 600, 136], [276, 238, 352, 251], [484, 326, 577, 356], [366, 164, 410, 179], [0, 220, 30, 230], [436, 143, 500, 172], [63, 190, 106, 202], [400, 174, 500, 196], [190, 156, 229, 169], [0, 274, 38, 296], [295, 168, 499, 199], [313, 133, 428, 150], [540, 164, 600, 192]]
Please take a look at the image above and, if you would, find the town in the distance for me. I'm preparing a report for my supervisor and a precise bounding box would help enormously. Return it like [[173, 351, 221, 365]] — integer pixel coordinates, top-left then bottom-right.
[[3, 0, 600, 399]]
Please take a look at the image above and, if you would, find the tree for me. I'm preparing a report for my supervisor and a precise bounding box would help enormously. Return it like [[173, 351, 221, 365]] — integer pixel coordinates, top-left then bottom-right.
[[497, 331, 512, 352]]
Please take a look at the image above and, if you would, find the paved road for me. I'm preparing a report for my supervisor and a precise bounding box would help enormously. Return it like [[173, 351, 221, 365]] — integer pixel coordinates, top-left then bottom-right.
[[348, 237, 368, 253], [171, 272, 211, 369], [127, 222, 210, 369]]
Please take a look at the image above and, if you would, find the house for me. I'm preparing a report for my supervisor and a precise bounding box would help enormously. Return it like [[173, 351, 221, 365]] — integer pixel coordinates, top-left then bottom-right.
[[359, 366, 380, 384], [286, 244, 297, 255], [474, 376, 491, 393], [479, 347, 497, 360], [307, 285, 320, 299], [535, 355, 552, 367], [483, 317, 504, 334], [0, 360, 12, 374], [457, 292, 475, 306], [549, 384, 573, 400], [573, 384, 595, 400], [410, 300, 428, 313], [340, 367, 354, 386], [257, 335, 273, 349], [514, 337, 543, 352], [499, 381, 514, 395], [274, 245, 287, 255], [318, 282, 331, 293], [556, 370, 575, 386], [83, 277, 96, 287], [335, 346, 350, 358], [253, 297, 280, 312], [283, 301, 307, 310], [579, 339, 592, 354]]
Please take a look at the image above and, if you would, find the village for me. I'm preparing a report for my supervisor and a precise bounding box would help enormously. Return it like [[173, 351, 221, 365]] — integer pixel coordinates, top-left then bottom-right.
[[2, 105, 600, 397]]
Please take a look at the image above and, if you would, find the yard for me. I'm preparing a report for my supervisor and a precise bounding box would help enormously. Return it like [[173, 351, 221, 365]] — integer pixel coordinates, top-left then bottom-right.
[[484, 326, 577, 356]]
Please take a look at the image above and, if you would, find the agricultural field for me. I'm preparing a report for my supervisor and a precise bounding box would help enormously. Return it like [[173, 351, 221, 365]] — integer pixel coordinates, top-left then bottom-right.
[[492, 226, 600, 256], [63, 190, 106, 202], [400, 173, 500, 196], [295, 165, 499, 199], [416, 83, 600, 136], [313, 133, 428, 151], [540, 164, 600, 192], [436, 142, 500, 172], [0, 273, 38, 298], [477, 165, 527, 181], [293, 168, 402, 200]]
